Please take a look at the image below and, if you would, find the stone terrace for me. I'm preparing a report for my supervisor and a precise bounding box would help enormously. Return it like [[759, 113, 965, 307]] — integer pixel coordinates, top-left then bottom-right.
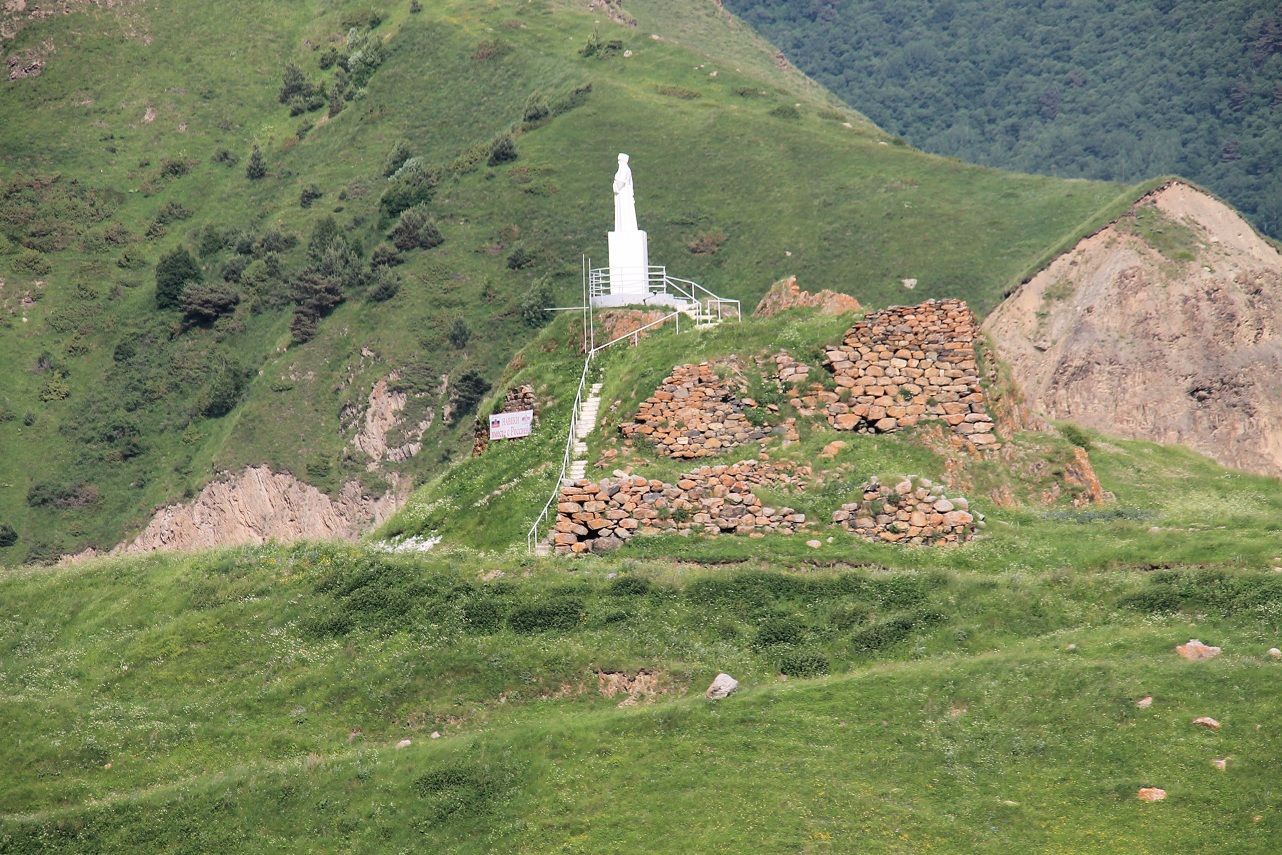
[[833, 475, 984, 546], [822, 298, 997, 446], [552, 460, 810, 554], [619, 361, 770, 458]]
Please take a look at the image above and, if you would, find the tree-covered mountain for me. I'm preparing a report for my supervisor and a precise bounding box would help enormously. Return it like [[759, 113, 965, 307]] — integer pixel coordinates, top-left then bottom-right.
[[725, 0, 1282, 237]]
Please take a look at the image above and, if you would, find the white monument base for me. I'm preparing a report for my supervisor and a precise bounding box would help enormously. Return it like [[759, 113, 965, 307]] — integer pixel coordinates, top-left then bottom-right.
[[603, 229, 650, 306]]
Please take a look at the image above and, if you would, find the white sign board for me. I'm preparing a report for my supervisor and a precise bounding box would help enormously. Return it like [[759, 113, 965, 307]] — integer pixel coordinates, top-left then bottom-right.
[[489, 409, 534, 441]]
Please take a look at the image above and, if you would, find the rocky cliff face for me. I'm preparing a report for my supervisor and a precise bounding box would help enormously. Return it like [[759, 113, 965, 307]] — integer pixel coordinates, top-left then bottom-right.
[[107, 467, 405, 557], [984, 182, 1282, 477]]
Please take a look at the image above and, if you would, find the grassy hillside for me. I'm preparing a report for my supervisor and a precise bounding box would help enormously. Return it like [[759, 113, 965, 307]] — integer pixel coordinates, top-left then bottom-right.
[[3, 523, 1282, 850], [724, 0, 1282, 237], [0, 0, 1138, 564]]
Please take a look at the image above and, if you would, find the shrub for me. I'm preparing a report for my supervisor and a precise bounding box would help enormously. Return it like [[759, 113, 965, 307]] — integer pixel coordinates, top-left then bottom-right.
[[343, 27, 385, 87], [410, 0, 422, 11], [390, 205, 443, 251], [487, 134, 518, 167], [154, 246, 201, 309], [779, 650, 829, 677], [221, 255, 249, 283], [381, 159, 440, 217], [155, 201, 193, 224], [245, 146, 266, 180], [369, 243, 402, 268], [318, 46, 339, 70], [472, 39, 509, 62], [522, 92, 550, 124], [449, 369, 491, 423], [580, 30, 622, 58], [308, 216, 345, 261], [770, 104, 802, 120], [279, 62, 315, 104], [328, 88, 344, 117], [27, 481, 99, 509], [299, 184, 323, 208], [656, 85, 700, 99], [851, 609, 947, 653], [413, 762, 513, 826], [507, 597, 585, 633], [290, 309, 320, 344], [1059, 423, 1094, 451], [365, 267, 401, 302], [506, 246, 533, 269], [461, 597, 504, 633], [198, 359, 249, 417], [0, 523, 16, 548], [608, 575, 652, 597], [181, 281, 241, 325], [212, 148, 239, 166], [752, 616, 805, 649], [448, 318, 471, 349], [159, 158, 191, 178], [383, 140, 413, 178], [520, 279, 553, 327], [14, 249, 51, 275]]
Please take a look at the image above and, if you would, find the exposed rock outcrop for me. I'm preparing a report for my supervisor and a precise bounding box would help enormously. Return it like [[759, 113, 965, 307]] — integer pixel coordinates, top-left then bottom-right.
[[111, 467, 406, 556], [753, 275, 861, 318], [984, 181, 1282, 477], [345, 374, 434, 469]]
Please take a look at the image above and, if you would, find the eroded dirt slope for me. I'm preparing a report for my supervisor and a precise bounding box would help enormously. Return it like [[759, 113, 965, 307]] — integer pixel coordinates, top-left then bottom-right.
[[984, 182, 1282, 477]]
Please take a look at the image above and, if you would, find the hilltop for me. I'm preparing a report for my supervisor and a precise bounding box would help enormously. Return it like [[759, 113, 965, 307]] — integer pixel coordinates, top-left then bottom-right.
[[0, 0, 1139, 565]]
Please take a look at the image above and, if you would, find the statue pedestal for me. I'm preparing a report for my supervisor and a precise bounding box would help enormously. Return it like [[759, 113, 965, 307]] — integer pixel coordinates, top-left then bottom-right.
[[602, 229, 649, 306]]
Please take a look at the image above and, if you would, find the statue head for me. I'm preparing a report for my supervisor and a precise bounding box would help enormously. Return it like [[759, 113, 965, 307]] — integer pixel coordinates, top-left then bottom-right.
[[618, 153, 629, 164]]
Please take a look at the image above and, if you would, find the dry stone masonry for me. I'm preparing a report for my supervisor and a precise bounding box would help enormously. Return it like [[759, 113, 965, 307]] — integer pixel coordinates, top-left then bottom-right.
[[833, 475, 984, 546], [620, 361, 769, 458], [822, 299, 997, 446], [553, 460, 810, 554]]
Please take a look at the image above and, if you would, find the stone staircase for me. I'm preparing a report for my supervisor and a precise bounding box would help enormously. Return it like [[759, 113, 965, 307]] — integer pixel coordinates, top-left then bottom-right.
[[534, 381, 604, 556], [567, 382, 603, 482]]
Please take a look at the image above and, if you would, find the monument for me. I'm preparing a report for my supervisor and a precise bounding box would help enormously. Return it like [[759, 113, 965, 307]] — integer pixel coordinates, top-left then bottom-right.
[[603, 152, 651, 305]]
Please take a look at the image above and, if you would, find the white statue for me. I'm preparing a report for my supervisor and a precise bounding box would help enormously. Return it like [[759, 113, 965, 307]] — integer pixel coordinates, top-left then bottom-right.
[[603, 152, 650, 305], [613, 153, 638, 232]]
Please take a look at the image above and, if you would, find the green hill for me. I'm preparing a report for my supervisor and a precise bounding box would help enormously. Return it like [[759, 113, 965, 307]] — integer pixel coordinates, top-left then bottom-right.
[[725, 0, 1282, 238], [0, 0, 1140, 564]]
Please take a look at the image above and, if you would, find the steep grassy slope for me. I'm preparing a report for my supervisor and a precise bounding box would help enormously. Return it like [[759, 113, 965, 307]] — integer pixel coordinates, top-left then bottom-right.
[[0, 0, 1134, 564], [725, 0, 1282, 237], [3, 531, 1282, 851]]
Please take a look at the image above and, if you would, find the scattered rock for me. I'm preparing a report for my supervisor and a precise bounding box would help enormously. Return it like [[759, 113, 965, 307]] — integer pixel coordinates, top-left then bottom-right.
[[1137, 787, 1167, 802], [430, 731, 441, 740], [1065, 643, 1079, 653], [705, 672, 738, 700], [1268, 647, 1281, 660], [395, 739, 412, 749], [818, 440, 846, 459], [1177, 639, 1222, 661], [1136, 695, 1153, 709], [1192, 716, 1222, 731], [805, 539, 821, 549], [1211, 757, 1228, 771]]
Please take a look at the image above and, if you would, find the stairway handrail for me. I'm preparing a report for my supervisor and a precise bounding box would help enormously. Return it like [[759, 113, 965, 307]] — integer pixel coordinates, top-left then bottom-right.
[[526, 355, 592, 553]]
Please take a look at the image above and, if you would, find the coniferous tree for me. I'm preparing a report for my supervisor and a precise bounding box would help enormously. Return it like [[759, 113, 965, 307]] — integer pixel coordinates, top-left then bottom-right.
[[245, 146, 266, 180]]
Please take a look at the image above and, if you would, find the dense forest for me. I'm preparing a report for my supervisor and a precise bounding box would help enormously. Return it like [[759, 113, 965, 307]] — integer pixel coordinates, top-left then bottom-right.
[[726, 0, 1282, 237]]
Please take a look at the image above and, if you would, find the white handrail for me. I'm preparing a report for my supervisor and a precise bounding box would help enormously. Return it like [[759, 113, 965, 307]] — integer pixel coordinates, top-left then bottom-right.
[[526, 356, 593, 553]]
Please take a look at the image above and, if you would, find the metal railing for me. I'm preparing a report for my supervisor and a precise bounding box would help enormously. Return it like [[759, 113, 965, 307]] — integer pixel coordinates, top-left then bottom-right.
[[526, 356, 593, 554]]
